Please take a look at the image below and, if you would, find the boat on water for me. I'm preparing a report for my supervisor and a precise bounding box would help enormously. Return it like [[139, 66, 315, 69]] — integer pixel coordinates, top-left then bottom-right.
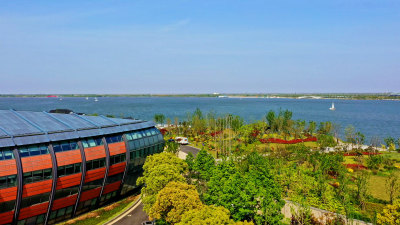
[[329, 102, 335, 110], [94, 97, 99, 102], [86, 97, 89, 100]]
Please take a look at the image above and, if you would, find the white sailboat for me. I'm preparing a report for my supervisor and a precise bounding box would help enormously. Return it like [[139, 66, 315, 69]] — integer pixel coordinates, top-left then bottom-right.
[[329, 102, 335, 111], [94, 97, 98, 102], [86, 97, 89, 100]]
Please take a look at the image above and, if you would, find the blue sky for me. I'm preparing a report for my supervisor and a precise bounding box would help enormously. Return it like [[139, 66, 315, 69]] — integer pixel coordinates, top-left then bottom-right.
[[0, 0, 399, 94]]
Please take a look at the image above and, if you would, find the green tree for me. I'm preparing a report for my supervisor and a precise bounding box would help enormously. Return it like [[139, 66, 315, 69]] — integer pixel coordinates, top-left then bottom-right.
[[154, 113, 166, 124], [354, 170, 370, 210], [385, 137, 396, 152], [266, 110, 276, 131], [193, 149, 216, 180], [355, 131, 365, 148], [386, 171, 400, 204], [185, 152, 195, 171], [230, 115, 244, 132], [137, 152, 188, 212], [165, 141, 180, 154], [308, 121, 317, 135], [397, 138, 400, 150], [204, 155, 284, 224], [149, 181, 203, 224], [344, 125, 356, 148], [178, 205, 254, 225], [366, 155, 383, 172], [317, 135, 337, 148]]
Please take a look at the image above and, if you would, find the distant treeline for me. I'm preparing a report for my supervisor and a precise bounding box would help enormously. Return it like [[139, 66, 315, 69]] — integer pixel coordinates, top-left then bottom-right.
[[0, 93, 399, 100]]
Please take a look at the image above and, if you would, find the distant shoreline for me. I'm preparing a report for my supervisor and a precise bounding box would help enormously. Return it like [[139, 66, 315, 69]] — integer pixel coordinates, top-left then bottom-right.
[[0, 94, 399, 101]]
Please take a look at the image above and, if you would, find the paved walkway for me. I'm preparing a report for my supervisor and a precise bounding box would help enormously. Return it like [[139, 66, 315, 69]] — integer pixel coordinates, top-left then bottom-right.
[[105, 199, 149, 225], [179, 145, 201, 158]]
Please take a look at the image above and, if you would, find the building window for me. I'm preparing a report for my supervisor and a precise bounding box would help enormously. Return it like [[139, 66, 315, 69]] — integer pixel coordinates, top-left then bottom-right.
[[105, 134, 123, 144], [86, 158, 105, 171], [57, 163, 81, 177], [18, 144, 49, 158], [0, 200, 15, 212], [0, 174, 17, 189], [48, 205, 74, 224], [54, 185, 79, 199], [81, 137, 103, 148], [0, 148, 14, 160], [144, 129, 152, 137], [52, 141, 78, 153], [125, 130, 142, 141], [23, 168, 52, 185], [17, 213, 45, 225], [20, 192, 50, 208], [150, 128, 158, 135], [110, 153, 126, 165], [82, 178, 103, 192], [107, 173, 123, 184]]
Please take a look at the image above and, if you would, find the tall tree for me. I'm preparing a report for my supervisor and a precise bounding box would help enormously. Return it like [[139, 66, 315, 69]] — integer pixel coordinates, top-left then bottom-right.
[[308, 121, 317, 135], [193, 149, 216, 180], [386, 171, 400, 204], [355, 131, 365, 148], [204, 155, 284, 224], [344, 125, 356, 149], [137, 152, 188, 212], [154, 113, 166, 125], [150, 181, 203, 224], [354, 170, 370, 210], [185, 152, 195, 171], [385, 137, 396, 152], [178, 205, 254, 225], [266, 110, 276, 131]]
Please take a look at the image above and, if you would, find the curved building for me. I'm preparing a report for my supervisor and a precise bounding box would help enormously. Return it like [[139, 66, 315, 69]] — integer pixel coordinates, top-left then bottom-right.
[[0, 110, 165, 225]]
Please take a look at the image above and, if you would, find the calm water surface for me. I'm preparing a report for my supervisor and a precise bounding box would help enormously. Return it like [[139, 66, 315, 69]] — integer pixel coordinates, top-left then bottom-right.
[[0, 97, 399, 142]]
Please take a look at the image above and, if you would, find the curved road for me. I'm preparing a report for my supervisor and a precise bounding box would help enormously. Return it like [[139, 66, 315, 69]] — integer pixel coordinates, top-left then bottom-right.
[[107, 145, 200, 225], [108, 201, 149, 225]]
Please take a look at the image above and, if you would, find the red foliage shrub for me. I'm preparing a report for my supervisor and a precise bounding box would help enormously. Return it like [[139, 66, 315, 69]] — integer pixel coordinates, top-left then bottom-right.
[[159, 128, 168, 135], [344, 164, 367, 170], [259, 137, 317, 144]]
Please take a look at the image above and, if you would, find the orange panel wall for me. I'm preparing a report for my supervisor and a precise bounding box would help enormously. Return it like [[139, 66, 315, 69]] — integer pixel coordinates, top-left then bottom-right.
[[0, 211, 14, 225], [56, 173, 82, 190], [0, 186, 17, 202], [22, 180, 52, 197], [84, 168, 106, 183], [103, 181, 121, 195], [52, 194, 78, 210], [108, 162, 126, 176], [108, 142, 126, 156], [0, 159, 17, 177], [79, 187, 101, 202], [55, 149, 82, 167], [19, 202, 49, 220], [21, 155, 52, 173], [84, 146, 106, 161]]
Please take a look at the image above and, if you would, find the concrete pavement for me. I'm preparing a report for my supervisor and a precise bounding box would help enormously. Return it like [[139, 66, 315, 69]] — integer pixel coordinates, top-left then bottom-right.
[[105, 200, 149, 225]]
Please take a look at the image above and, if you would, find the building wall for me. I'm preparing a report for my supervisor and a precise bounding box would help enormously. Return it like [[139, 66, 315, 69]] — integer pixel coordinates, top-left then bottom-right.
[[0, 127, 164, 225]]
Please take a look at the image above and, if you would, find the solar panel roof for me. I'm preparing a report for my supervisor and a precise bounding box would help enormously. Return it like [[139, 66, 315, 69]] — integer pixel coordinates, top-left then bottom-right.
[[0, 110, 153, 147]]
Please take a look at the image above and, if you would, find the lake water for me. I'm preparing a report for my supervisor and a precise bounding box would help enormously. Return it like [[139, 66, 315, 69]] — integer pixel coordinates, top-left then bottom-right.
[[0, 97, 399, 142]]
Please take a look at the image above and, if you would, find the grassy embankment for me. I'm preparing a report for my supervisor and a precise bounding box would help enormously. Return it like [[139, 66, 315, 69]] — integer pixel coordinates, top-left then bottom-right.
[[60, 195, 139, 225]]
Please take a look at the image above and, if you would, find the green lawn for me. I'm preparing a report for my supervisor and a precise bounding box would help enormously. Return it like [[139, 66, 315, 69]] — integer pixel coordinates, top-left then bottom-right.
[[60, 195, 140, 225]]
